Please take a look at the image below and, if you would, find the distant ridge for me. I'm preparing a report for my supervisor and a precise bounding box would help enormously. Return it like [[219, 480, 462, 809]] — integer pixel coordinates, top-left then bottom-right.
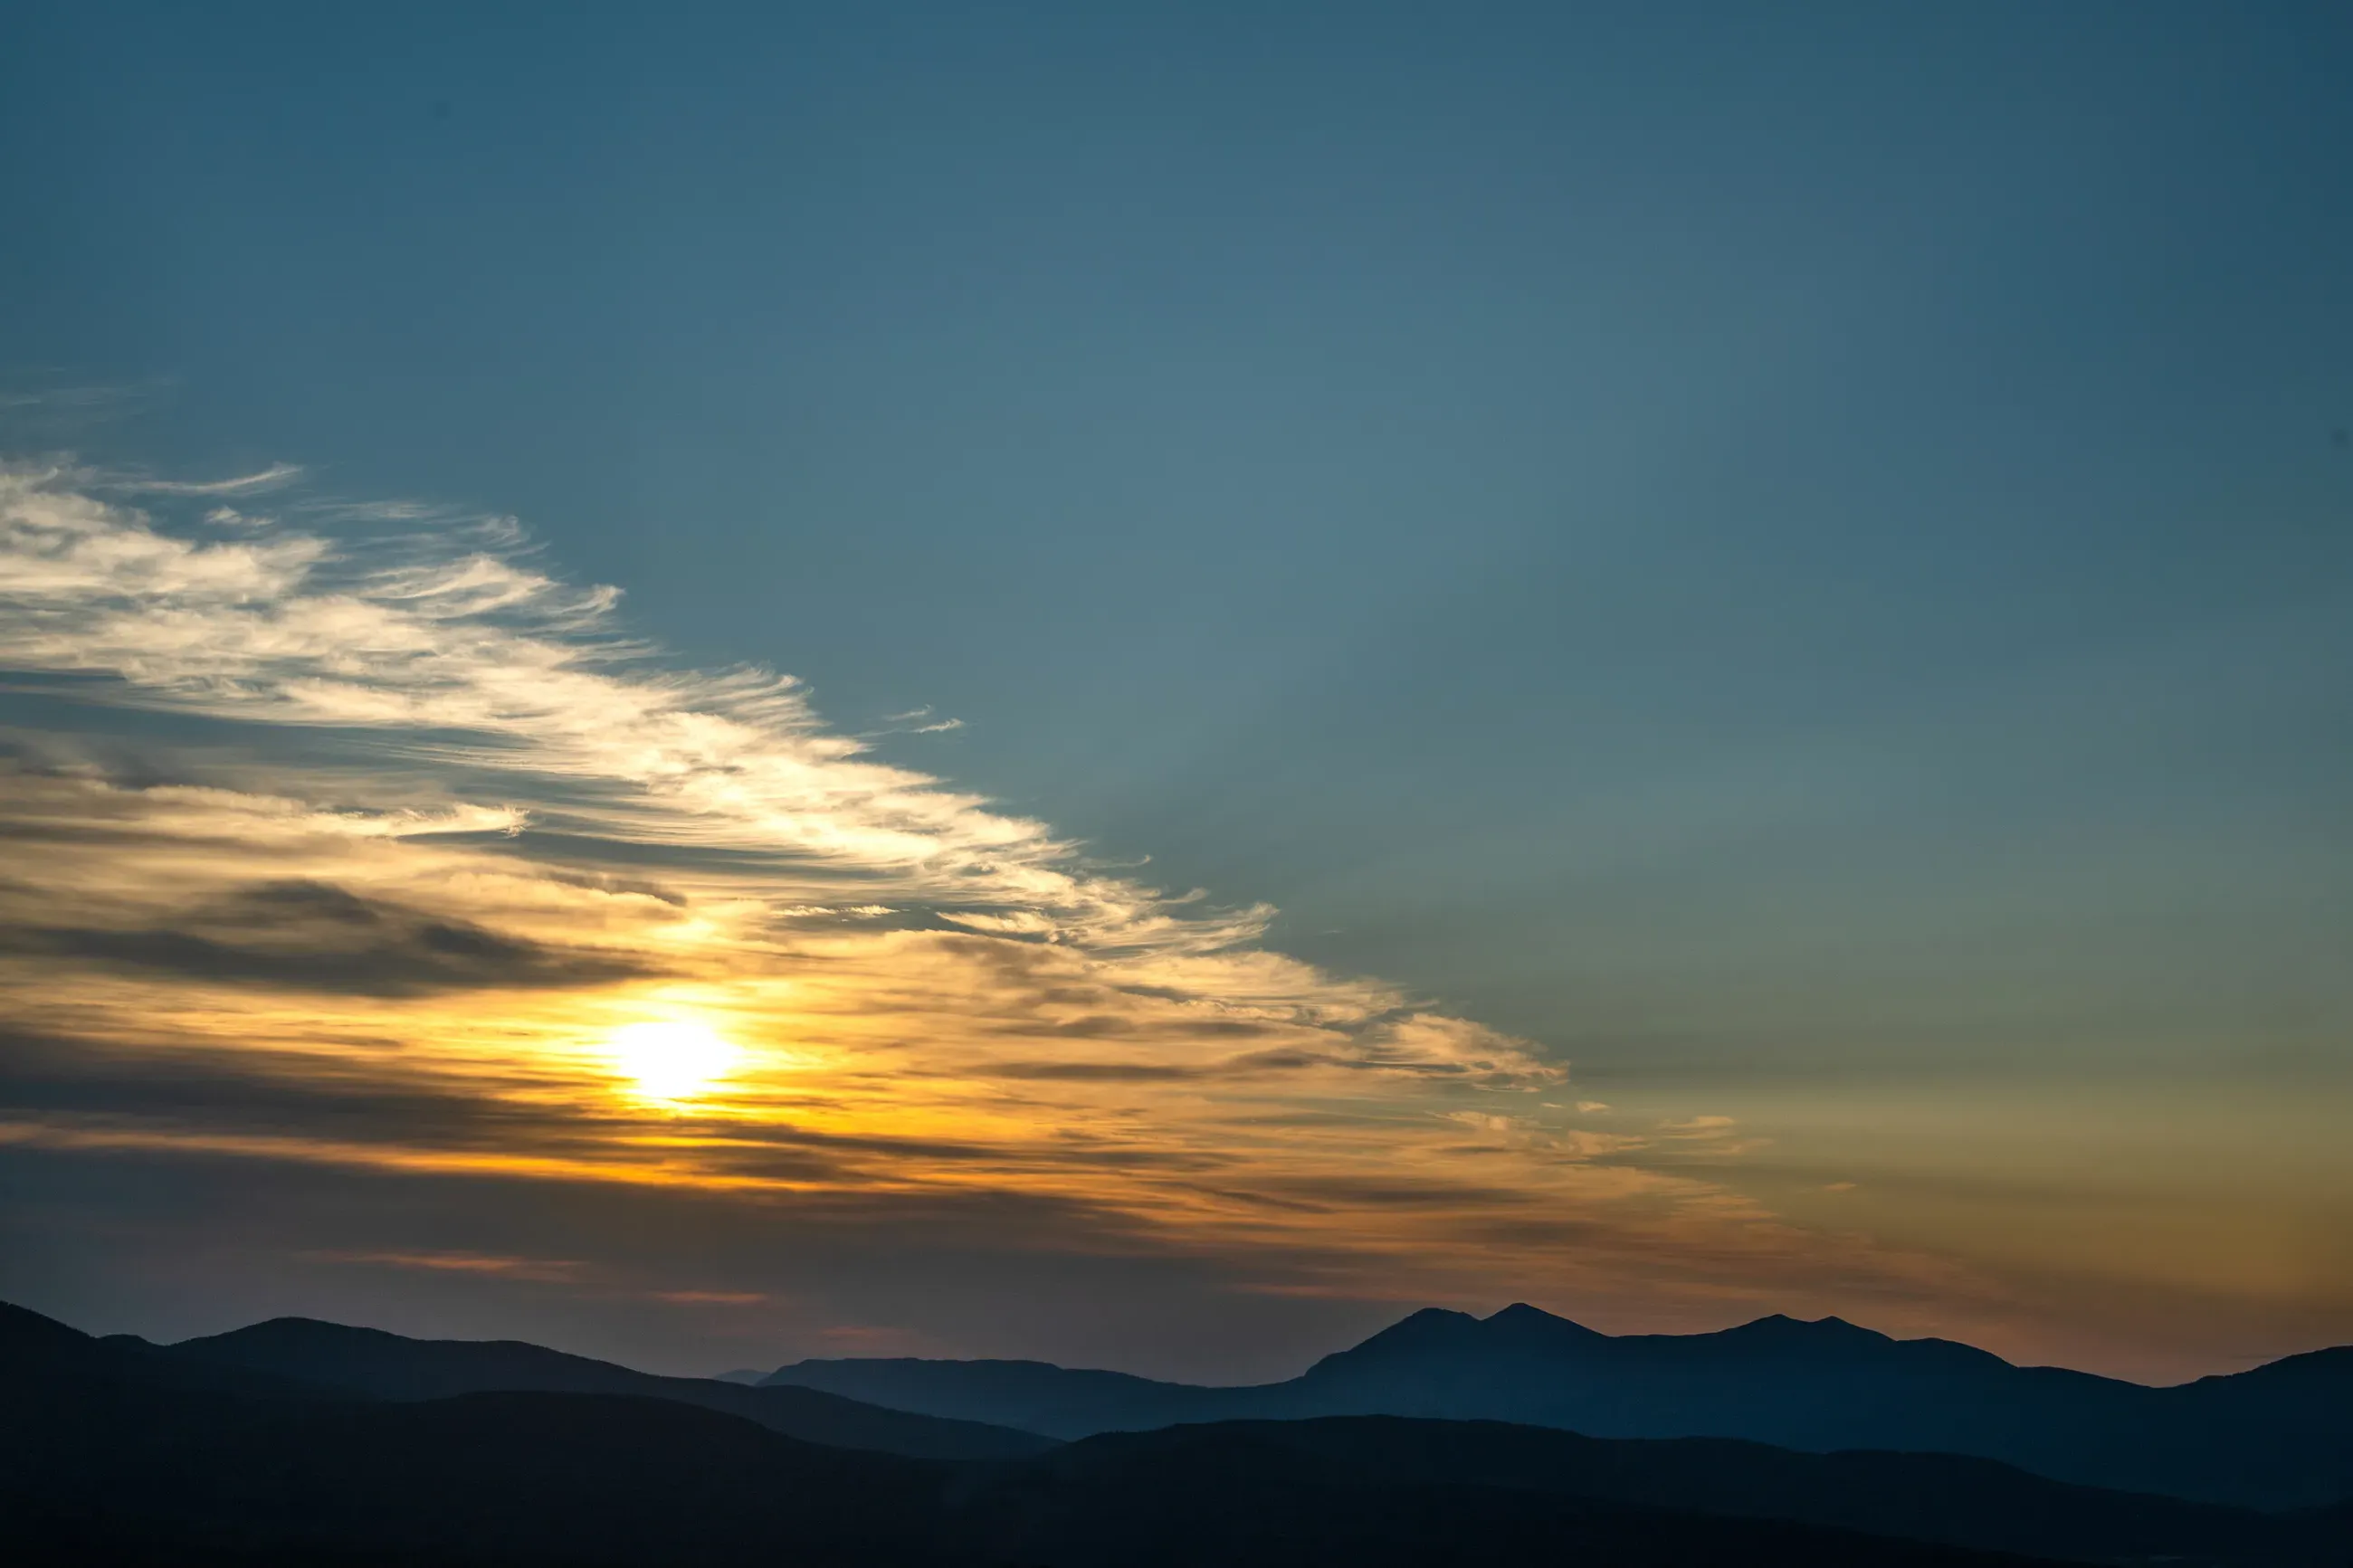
[[764, 1303, 2353, 1509], [168, 1313, 1052, 1459]]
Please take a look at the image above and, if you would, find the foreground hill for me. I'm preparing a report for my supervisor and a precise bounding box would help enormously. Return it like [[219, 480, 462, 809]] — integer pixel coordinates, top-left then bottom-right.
[[1038, 1418, 2347, 1568], [765, 1303, 2353, 1508], [8, 1298, 2349, 1567], [157, 1315, 1049, 1460], [2, 1299, 2082, 1568]]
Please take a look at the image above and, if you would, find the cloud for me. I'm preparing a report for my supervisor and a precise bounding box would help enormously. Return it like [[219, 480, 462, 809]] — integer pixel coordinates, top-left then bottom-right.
[[114, 463, 305, 497], [1659, 1115, 1739, 1136], [0, 459, 1989, 1349], [0, 474, 1168, 927], [0, 879, 657, 996], [881, 706, 965, 735], [0, 460, 1561, 1081], [994, 1060, 1209, 1081], [307, 1249, 588, 1283], [1654, 1115, 1771, 1156]]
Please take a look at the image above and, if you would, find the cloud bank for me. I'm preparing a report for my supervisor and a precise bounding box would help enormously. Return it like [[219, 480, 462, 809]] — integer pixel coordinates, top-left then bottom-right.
[[0, 460, 1992, 1368]]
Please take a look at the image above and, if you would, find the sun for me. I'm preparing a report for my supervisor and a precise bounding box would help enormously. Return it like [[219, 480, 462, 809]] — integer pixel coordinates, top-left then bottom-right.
[[605, 1020, 743, 1104]]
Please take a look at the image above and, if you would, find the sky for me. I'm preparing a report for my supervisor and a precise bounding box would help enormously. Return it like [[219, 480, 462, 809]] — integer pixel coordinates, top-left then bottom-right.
[[1, 1, 2348, 1385]]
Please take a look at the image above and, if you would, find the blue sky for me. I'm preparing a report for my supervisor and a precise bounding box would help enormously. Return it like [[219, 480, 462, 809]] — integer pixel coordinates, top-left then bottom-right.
[[2, 2, 2348, 1380]]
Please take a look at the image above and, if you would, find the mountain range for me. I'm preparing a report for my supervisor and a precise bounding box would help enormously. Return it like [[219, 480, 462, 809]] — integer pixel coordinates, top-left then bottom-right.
[[763, 1302, 2353, 1510], [5, 1296, 2348, 1567], [158, 1313, 1049, 1460]]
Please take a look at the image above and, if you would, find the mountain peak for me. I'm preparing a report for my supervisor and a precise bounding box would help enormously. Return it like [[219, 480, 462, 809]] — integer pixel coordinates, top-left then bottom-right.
[[1376, 1306, 1482, 1339], [1397, 1306, 1479, 1326], [1721, 1314, 1891, 1346], [1485, 1302, 1554, 1323], [183, 1316, 406, 1348], [1483, 1302, 1597, 1330], [1302, 1303, 1612, 1382], [1481, 1302, 1605, 1345], [1300, 1307, 1481, 1376]]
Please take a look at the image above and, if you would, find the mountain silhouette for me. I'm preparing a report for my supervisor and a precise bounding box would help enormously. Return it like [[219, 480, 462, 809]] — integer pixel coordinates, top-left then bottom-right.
[[0, 1301, 2071, 1568], [1033, 1416, 2346, 1567], [7, 1297, 2348, 1568], [160, 1313, 1050, 1460], [765, 1303, 2353, 1508]]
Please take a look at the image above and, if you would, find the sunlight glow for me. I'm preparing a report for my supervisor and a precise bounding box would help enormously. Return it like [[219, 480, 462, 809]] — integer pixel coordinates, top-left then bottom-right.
[[605, 1020, 743, 1104]]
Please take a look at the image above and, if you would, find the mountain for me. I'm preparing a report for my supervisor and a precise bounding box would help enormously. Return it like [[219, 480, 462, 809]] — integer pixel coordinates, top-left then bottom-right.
[[765, 1304, 2353, 1508], [4, 1306, 947, 1567], [1037, 1417, 2348, 1568], [0, 1305, 2055, 1568], [957, 1425, 2089, 1568], [7, 1298, 2342, 1568], [766, 1354, 1248, 1436], [163, 1314, 1052, 1460]]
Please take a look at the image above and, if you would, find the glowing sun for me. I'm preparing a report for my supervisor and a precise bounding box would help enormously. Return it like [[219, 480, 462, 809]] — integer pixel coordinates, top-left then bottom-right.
[[605, 1020, 742, 1103]]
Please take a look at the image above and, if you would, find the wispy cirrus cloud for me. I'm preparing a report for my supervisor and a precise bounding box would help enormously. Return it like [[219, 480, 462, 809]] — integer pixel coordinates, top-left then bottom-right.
[[109, 462, 307, 497], [881, 705, 965, 735], [0, 461, 1544, 1073], [305, 1249, 590, 1283]]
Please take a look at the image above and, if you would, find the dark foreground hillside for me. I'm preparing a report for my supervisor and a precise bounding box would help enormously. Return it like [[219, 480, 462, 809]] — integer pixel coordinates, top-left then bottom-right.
[[5, 1396, 2072, 1568], [1034, 1418, 2348, 1568]]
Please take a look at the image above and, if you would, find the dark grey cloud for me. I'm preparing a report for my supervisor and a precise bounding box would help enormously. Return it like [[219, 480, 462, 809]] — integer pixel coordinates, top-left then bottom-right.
[[0, 879, 656, 995], [993, 1060, 1208, 1081], [1261, 1174, 1546, 1211], [0, 1024, 618, 1153], [988, 1045, 1341, 1081]]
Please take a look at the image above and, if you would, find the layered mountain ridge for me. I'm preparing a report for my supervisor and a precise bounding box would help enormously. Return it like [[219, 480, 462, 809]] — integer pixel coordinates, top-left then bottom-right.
[[6, 1297, 2350, 1567], [160, 1312, 1050, 1460], [764, 1302, 2353, 1509]]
